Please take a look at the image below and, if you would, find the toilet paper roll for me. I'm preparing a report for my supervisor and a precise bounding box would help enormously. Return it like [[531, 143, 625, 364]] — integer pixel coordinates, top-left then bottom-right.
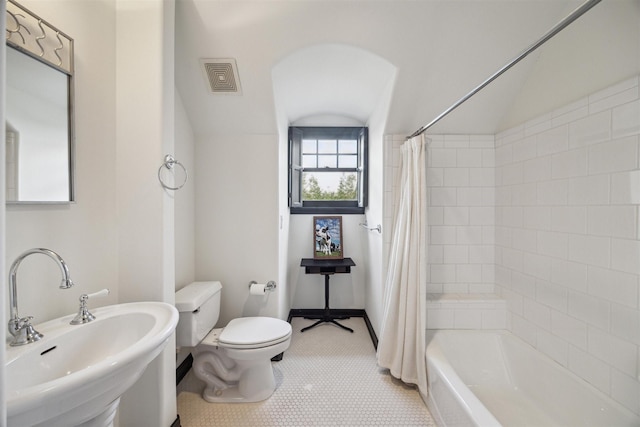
[[250, 283, 267, 295]]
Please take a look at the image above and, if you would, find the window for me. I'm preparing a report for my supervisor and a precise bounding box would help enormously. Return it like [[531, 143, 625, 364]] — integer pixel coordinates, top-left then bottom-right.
[[289, 126, 368, 214]]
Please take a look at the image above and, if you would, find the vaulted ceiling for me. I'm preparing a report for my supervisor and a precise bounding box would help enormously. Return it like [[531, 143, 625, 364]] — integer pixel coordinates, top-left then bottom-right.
[[175, 0, 640, 137]]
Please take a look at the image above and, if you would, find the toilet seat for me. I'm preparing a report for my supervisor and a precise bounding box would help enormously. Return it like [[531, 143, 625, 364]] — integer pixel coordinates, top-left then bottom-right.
[[218, 317, 292, 349]]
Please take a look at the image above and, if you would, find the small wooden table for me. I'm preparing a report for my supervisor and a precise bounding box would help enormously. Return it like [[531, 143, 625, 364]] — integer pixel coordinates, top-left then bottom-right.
[[299, 258, 356, 333]]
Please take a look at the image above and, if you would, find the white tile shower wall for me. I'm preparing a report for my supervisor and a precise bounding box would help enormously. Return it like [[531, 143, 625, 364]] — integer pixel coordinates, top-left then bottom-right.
[[383, 134, 498, 330], [495, 75, 640, 415]]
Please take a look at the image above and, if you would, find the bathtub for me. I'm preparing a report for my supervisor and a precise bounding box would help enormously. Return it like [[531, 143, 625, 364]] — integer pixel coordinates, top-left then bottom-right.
[[425, 330, 640, 427]]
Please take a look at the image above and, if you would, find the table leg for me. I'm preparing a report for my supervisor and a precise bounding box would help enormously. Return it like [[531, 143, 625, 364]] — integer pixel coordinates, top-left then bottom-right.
[[301, 273, 353, 333]]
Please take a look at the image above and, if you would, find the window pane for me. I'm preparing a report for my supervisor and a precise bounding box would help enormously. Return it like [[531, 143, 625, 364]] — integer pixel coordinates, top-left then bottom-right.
[[339, 139, 357, 154], [338, 154, 357, 168], [302, 171, 358, 201], [318, 155, 336, 168], [318, 140, 337, 153], [302, 155, 316, 168], [302, 139, 317, 153]]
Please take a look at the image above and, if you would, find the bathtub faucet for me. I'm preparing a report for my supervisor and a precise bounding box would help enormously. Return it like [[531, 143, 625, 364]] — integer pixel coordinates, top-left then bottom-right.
[[7, 248, 75, 346]]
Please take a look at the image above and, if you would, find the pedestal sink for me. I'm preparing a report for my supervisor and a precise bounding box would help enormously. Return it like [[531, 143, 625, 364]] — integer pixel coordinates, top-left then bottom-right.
[[6, 302, 178, 427]]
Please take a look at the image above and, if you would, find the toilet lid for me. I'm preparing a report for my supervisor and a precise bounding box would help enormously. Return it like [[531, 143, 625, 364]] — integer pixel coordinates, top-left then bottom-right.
[[219, 317, 292, 349]]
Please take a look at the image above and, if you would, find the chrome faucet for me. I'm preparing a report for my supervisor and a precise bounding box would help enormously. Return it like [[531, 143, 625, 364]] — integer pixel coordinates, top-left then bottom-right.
[[8, 248, 75, 346]]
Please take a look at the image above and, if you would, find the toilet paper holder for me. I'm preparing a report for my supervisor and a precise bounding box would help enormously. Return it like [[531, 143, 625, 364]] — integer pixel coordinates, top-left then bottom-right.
[[248, 280, 276, 292]]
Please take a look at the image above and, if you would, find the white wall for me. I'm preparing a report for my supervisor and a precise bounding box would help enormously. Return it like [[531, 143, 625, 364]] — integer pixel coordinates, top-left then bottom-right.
[[195, 133, 280, 326], [495, 76, 640, 415], [115, 0, 177, 425], [287, 215, 367, 311], [175, 90, 196, 290]]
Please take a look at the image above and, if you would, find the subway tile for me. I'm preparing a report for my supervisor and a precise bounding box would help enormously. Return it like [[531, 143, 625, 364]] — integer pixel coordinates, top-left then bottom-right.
[[482, 187, 495, 206], [611, 170, 640, 205], [430, 187, 457, 206], [538, 231, 569, 259], [611, 238, 640, 275], [611, 369, 640, 416], [444, 134, 470, 148], [430, 148, 457, 167], [443, 206, 470, 225], [588, 206, 637, 239], [456, 149, 483, 167], [551, 310, 588, 349], [537, 180, 569, 205], [502, 163, 524, 185], [444, 168, 470, 186], [551, 206, 587, 234], [512, 228, 537, 253], [568, 345, 611, 394], [512, 183, 537, 206], [523, 298, 551, 329], [588, 327, 638, 377], [427, 167, 444, 186], [468, 245, 494, 264], [469, 168, 495, 187], [568, 290, 610, 330], [430, 264, 456, 283], [537, 125, 570, 156], [456, 226, 483, 245], [481, 149, 495, 167], [523, 206, 552, 231], [523, 156, 552, 183], [443, 245, 469, 264], [431, 226, 457, 245], [457, 264, 483, 283], [587, 136, 639, 175], [428, 245, 444, 264], [428, 206, 444, 225], [537, 329, 568, 366], [457, 187, 484, 206], [551, 258, 588, 292], [524, 253, 552, 281], [589, 86, 638, 115], [568, 234, 610, 268], [453, 309, 482, 328], [552, 148, 588, 179], [501, 206, 523, 228], [469, 207, 494, 226], [611, 303, 640, 345], [612, 99, 640, 139], [481, 265, 495, 285], [512, 136, 537, 162], [587, 265, 639, 308], [536, 279, 568, 312], [552, 105, 589, 128], [495, 144, 513, 166], [426, 309, 454, 329], [469, 135, 495, 148], [567, 175, 610, 205], [481, 226, 495, 245], [512, 314, 538, 347], [569, 111, 612, 148], [481, 309, 506, 329]]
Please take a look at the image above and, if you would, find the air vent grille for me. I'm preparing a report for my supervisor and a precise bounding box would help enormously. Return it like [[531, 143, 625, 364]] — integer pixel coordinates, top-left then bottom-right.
[[201, 58, 242, 95]]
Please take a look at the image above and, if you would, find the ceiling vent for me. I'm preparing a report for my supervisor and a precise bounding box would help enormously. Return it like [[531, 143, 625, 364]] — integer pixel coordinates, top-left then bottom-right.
[[200, 58, 242, 95]]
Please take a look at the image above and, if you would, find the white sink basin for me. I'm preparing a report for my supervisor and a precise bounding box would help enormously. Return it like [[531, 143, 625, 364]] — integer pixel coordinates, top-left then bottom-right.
[[6, 302, 178, 427]]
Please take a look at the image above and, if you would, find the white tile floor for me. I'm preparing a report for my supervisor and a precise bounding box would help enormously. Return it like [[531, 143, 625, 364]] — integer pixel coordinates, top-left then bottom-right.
[[177, 317, 435, 426]]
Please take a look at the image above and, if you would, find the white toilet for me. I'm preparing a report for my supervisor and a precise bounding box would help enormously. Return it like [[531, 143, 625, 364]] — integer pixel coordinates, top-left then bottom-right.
[[175, 281, 292, 403]]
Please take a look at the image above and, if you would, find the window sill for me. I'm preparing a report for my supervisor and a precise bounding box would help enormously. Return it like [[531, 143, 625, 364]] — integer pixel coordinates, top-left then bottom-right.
[[290, 206, 365, 215]]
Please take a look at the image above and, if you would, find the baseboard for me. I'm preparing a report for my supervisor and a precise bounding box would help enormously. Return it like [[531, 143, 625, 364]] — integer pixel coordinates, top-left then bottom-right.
[[288, 309, 378, 350], [176, 353, 193, 386], [170, 415, 181, 427]]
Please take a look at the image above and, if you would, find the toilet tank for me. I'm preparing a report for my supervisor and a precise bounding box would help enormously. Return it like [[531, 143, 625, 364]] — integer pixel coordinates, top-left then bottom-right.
[[175, 281, 222, 347]]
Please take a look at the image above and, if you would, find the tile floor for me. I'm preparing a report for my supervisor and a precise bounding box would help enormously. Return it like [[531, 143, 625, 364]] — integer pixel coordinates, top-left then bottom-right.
[[177, 317, 435, 426]]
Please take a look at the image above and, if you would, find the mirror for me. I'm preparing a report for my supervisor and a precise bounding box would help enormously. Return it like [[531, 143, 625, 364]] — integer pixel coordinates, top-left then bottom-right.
[[5, 0, 74, 203]]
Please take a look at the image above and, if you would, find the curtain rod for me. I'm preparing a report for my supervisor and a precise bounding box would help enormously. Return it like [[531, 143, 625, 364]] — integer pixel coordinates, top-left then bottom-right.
[[407, 0, 602, 140]]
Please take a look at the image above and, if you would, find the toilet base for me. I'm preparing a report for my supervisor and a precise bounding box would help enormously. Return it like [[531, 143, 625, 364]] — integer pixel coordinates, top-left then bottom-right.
[[195, 360, 276, 403], [202, 382, 275, 403]]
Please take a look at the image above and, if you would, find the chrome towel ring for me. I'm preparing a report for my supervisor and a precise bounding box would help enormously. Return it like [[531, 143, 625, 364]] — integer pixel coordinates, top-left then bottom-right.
[[158, 155, 188, 190]]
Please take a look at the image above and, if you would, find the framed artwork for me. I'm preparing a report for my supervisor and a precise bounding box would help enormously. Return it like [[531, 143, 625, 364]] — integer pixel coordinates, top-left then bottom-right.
[[313, 216, 343, 259]]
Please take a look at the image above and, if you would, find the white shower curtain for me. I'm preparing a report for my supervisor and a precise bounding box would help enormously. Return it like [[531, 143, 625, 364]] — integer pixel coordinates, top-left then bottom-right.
[[376, 134, 428, 399]]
